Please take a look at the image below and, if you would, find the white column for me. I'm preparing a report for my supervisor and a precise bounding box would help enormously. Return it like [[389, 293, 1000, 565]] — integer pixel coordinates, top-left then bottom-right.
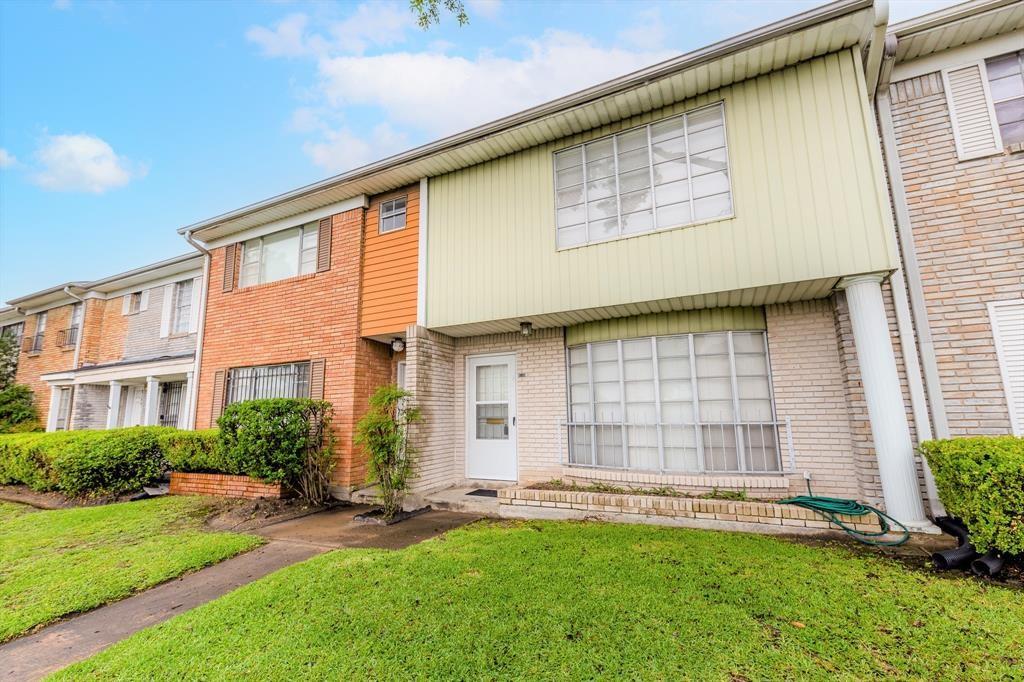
[[107, 381, 123, 430], [179, 371, 194, 429], [46, 387, 62, 432], [838, 274, 929, 527], [143, 376, 161, 426]]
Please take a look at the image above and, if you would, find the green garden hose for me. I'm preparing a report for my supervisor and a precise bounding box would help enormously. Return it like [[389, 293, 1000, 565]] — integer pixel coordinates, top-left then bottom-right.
[[779, 480, 910, 546]]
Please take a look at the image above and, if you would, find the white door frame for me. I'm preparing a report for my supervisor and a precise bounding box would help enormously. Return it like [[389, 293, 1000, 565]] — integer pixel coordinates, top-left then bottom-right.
[[464, 353, 518, 481]]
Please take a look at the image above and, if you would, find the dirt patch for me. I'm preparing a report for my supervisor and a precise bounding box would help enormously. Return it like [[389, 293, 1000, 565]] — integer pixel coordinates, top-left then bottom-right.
[[780, 532, 1024, 590], [0, 485, 134, 510], [204, 497, 341, 533]]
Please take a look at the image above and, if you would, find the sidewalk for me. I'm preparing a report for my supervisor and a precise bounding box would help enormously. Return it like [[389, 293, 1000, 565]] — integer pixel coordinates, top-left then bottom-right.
[[1, 506, 478, 681]]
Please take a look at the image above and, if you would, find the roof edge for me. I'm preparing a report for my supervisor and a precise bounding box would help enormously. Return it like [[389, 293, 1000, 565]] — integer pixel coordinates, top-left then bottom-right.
[[889, 0, 1018, 36]]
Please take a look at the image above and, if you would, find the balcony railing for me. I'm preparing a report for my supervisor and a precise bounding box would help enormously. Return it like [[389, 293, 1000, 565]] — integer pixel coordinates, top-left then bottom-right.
[[22, 333, 44, 353], [558, 418, 795, 475], [56, 326, 79, 348]]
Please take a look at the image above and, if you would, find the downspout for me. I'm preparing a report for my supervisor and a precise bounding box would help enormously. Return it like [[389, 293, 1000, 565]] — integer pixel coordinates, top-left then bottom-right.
[[62, 286, 85, 369], [862, 0, 889, 98], [183, 230, 211, 431], [874, 33, 947, 517]]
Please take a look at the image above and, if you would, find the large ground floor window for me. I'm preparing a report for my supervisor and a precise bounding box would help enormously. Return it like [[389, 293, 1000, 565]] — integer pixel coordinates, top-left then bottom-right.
[[227, 362, 311, 404], [566, 331, 782, 473]]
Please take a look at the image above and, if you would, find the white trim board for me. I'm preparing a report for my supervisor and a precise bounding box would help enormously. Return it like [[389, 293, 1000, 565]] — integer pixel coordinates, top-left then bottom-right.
[[893, 31, 1024, 83], [202, 195, 368, 249]]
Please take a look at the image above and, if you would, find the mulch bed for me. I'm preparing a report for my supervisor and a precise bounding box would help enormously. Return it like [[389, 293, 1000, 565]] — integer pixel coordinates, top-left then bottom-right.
[[0, 485, 132, 510], [204, 498, 341, 533]]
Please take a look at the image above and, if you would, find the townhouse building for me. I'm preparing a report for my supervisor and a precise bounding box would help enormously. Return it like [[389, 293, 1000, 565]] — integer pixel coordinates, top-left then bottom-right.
[[876, 0, 1023, 445], [6, 254, 203, 431]]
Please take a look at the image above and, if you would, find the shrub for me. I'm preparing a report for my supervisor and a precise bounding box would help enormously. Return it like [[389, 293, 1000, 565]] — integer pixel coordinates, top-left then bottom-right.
[[920, 436, 1024, 554], [217, 399, 333, 494], [356, 386, 421, 520], [0, 384, 40, 433], [161, 429, 233, 474], [0, 427, 174, 497]]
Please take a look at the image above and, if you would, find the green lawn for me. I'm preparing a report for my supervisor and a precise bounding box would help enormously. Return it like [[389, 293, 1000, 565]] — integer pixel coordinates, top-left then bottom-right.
[[0, 497, 261, 642], [57, 521, 1022, 680]]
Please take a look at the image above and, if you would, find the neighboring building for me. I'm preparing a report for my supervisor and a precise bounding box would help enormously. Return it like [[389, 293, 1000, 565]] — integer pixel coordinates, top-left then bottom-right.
[[877, 0, 1024, 445], [7, 254, 203, 431], [181, 185, 420, 496]]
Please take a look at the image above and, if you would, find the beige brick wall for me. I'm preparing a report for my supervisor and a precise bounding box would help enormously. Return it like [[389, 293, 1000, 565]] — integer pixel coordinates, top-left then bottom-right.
[[889, 71, 1024, 436]]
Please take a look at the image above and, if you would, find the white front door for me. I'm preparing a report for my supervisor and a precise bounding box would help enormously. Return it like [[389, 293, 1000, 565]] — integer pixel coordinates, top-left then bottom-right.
[[466, 354, 517, 481]]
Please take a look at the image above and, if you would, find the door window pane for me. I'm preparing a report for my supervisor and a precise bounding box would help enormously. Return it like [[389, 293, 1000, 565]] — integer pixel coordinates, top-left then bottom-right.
[[476, 404, 509, 440]]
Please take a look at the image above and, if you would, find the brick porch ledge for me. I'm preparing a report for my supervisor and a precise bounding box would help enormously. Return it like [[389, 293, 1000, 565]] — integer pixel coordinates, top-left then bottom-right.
[[498, 487, 883, 534], [169, 472, 289, 499], [561, 466, 791, 493]]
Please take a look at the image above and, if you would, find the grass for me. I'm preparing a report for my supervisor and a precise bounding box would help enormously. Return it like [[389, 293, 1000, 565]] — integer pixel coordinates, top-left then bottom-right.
[[56, 520, 1022, 680], [0, 497, 261, 643]]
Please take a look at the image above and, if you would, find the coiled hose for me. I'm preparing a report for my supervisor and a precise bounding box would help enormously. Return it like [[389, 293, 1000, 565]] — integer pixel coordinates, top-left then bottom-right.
[[780, 480, 910, 546]]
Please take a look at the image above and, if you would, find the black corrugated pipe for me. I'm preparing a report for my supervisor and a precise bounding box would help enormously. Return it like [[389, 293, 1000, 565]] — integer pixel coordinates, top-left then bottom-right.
[[932, 517, 978, 570], [970, 550, 1006, 578]]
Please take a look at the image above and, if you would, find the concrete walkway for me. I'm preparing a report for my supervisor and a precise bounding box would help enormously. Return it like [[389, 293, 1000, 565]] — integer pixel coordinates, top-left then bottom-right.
[[0, 506, 478, 681]]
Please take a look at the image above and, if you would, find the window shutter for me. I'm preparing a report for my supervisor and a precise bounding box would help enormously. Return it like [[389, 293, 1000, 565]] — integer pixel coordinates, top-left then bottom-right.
[[188, 276, 202, 334], [159, 284, 174, 337], [309, 358, 326, 400], [943, 62, 1003, 161], [316, 217, 332, 273], [140, 289, 150, 312], [990, 300, 1024, 435], [211, 369, 227, 423], [122, 294, 131, 315], [222, 244, 237, 292]]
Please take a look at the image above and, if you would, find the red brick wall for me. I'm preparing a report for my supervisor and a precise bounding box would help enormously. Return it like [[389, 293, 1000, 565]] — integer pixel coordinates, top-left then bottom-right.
[[169, 472, 287, 499], [193, 207, 395, 493], [889, 72, 1024, 435], [14, 304, 78, 425]]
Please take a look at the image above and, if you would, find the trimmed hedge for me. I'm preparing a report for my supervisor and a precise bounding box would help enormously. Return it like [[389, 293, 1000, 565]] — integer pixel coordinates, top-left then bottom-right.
[[161, 429, 233, 475], [217, 398, 331, 485], [0, 427, 176, 497], [920, 436, 1024, 554]]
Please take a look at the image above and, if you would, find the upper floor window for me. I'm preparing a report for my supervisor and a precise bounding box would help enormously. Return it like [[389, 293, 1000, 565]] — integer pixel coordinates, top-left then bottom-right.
[[127, 291, 143, 314], [59, 303, 83, 348], [986, 51, 1024, 146], [553, 102, 732, 249], [25, 312, 46, 352], [171, 279, 193, 335], [240, 223, 318, 287], [379, 196, 407, 233], [1, 322, 23, 345], [226, 361, 311, 404]]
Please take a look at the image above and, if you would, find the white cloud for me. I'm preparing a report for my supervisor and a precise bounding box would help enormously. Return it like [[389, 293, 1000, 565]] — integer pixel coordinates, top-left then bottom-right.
[[0, 149, 15, 169], [52, 0, 71, 10], [31, 133, 145, 193], [246, 13, 312, 58], [617, 8, 666, 50], [302, 122, 408, 173], [246, 3, 413, 58], [316, 30, 675, 136]]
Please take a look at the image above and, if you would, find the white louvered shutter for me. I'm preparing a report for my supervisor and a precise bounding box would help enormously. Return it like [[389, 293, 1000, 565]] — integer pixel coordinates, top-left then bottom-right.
[[159, 284, 174, 338], [188, 276, 202, 334], [990, 299, 1024, 435], [943, 62, 1003, 161]]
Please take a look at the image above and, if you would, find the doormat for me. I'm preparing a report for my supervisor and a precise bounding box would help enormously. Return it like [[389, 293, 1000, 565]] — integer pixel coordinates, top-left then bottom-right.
[[466, 489, 498, 498]]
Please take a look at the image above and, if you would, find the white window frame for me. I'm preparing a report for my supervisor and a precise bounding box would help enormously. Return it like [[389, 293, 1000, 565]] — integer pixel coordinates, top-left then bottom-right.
[[565, 331, 781, 474], [239, 222, 318, 288], [127, 291, 143, 315], [379, 196, 408, 234], [985, 50, 1024, 148], [552, 101, 734, 250], [170, 279, 193, 335]]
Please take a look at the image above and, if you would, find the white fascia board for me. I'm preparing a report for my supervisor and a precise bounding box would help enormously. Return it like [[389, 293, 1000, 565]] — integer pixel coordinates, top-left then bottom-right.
[[58, 358, 197, 385], [40, 371, 75, 384], [893, 31, 1024, 82], [201, 195, 368, 249], [106, 268, 203, 299]]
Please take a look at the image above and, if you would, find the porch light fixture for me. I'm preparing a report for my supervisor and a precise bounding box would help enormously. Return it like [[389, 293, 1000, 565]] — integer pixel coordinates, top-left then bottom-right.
[[391, 337, 406, 353], [520, 321, 534, 337]]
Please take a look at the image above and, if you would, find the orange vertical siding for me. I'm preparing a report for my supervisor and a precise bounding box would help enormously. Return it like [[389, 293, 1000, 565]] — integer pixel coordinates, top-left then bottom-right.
[[361, 184, 419, 338]]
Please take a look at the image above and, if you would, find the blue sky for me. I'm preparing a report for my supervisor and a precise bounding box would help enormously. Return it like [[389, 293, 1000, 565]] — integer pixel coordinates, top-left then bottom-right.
[[0, 0, 956, 301]]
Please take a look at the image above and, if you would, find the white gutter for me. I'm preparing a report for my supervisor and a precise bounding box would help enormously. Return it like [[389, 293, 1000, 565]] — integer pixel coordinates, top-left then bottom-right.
[[862, 0, 889, 98], [182, 230, 212, 430], [62, 286, 86, 370], [875, 33, 947, 517]]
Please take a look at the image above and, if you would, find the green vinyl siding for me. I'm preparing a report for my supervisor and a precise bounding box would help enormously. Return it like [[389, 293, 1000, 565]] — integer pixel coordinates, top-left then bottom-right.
[[426, 49, 896, 330], [566, 307, 766, 346]]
